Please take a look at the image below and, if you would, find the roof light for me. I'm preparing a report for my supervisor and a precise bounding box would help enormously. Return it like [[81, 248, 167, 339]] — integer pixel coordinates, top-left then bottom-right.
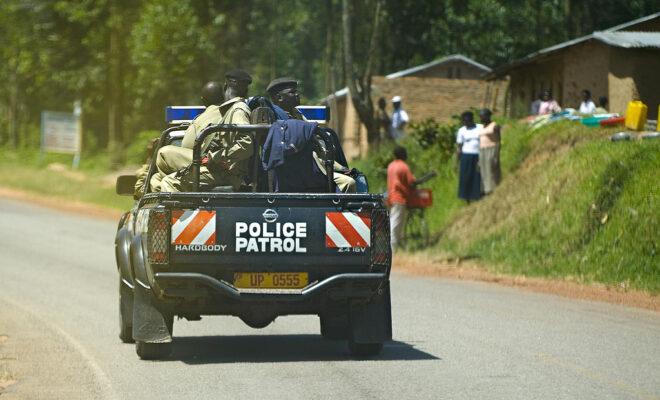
[[297, 106, 329, 123], [166, 106, 206, 124]]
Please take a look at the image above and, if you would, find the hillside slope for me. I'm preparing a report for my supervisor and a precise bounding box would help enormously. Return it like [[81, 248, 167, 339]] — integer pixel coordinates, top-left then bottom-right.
[[355, 121, 658, 293]]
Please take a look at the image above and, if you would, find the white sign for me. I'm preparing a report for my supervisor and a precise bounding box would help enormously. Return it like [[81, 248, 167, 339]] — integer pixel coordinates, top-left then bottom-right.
[[41, 111, 81, 154]]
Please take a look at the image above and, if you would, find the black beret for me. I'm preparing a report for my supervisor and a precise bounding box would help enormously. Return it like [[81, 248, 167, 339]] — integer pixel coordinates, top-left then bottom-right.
[[225, 69, 252, 84], [266, 77, 298, 95]]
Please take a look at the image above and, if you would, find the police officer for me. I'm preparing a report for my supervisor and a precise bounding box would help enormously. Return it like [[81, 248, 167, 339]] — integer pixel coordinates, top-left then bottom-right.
[[133, 137, 160, 199], [154, 70, 253, 192], [149, 81, 225, 190], [266, 77, 304, 120], [266, 77, 356, 193]]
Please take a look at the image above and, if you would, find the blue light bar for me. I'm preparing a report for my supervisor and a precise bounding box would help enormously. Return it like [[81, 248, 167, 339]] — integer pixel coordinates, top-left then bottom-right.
[[166, 106, 206, 124], [296, 106, 330, 123]]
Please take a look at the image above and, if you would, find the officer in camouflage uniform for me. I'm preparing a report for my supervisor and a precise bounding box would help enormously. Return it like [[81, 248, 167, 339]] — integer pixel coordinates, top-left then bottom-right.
[[267, 77, 356, 193], [133, 137, 160, 199], [150, 81, 225, 190], [153, 70, 253, 192]]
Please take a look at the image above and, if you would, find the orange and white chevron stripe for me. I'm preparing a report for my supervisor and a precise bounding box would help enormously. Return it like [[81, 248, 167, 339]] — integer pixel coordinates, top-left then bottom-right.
[[171, 210, 216, 245], [325, 212, 371, 248]]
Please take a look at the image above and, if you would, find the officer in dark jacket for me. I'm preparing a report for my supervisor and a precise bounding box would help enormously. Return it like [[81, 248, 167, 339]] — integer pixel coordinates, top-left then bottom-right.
[[266, 77, 356, 193], [266, 77, 304, 120]]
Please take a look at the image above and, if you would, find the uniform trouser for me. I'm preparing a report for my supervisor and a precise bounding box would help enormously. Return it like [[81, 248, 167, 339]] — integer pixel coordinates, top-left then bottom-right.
[[151, 144, 242, 193], [312, 152, 356, 193], [389, 203, 408, 251], [133, 164, 149, 199], [159, 166, 242, 193], [150, 145, 193, 192], [334, 173, 357, 193]]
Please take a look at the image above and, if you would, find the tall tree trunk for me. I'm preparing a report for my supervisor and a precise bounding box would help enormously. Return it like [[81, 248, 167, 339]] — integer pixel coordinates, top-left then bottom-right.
[[8, 70, 19, 149], [342, 0, 382, 149], [324, 0, 334, 95]]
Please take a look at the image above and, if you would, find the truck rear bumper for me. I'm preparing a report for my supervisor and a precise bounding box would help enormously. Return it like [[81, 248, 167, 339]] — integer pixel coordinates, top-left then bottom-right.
[[153, 272, 387, 302]]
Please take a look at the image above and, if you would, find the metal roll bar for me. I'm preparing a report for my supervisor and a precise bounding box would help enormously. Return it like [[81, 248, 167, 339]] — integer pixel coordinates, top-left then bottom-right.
[[144, 123, 337, 194], [192, 124, 271, 192]]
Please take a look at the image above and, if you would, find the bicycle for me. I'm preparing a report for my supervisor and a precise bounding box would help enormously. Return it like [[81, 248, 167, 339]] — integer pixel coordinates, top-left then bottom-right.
[[404, 171, 436, 249]]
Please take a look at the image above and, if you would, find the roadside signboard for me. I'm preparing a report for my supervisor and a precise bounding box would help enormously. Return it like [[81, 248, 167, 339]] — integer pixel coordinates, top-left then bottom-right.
[[41, 111, 81, 154]]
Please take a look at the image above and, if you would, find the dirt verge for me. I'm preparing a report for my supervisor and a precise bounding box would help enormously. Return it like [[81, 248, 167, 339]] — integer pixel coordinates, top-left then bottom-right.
[[0, 334, 17, 393], [393, 253, 659, 312], [0, 186, 121, 221]]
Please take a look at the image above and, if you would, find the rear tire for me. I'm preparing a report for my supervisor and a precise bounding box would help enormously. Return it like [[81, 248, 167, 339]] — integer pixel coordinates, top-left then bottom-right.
[[118, 280, 134, 343]]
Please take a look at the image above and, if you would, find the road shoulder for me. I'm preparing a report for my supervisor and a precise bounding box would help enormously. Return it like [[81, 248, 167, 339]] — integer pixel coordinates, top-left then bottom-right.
[[393, 253, 659, 312], [0, 186, 121, 221], [0, 298, 112, 400]]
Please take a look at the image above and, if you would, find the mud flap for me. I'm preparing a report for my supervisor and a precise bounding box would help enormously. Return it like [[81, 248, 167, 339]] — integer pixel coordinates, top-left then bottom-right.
[[132, 284, 172, 343], [349, 283, 392, 344]]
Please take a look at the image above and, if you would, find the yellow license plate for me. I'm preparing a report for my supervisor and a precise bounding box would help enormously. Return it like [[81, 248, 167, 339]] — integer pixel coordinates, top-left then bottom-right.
[[233, 272, 308, 289]]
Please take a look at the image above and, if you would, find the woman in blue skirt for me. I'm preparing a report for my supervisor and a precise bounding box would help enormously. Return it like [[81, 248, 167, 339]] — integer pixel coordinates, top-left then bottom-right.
[[456, 111, 483, 202]]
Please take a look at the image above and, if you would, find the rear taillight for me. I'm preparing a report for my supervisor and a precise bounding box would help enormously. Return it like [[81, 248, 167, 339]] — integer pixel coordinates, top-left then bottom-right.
[[370, 209, 391, 270], [147, 208, 170, 264]]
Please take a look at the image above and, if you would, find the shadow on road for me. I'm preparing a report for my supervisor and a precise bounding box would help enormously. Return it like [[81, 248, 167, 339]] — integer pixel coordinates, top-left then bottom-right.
[[167, 334, 439, 364]]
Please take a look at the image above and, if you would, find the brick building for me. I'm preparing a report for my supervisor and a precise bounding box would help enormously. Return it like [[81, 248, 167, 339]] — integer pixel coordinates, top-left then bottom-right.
[[488, 13, 660, 119], [324, 55, 507, 160]]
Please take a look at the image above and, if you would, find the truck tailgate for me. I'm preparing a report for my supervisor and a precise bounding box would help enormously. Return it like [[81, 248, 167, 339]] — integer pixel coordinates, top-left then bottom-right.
[[161, 197, 387, 271]]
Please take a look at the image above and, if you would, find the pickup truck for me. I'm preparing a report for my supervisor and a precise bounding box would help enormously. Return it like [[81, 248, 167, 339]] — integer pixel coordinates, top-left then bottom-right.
[[115, 121, 392, 359]]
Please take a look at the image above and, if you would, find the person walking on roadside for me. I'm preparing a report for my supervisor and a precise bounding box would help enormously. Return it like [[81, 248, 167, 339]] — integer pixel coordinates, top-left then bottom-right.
[[390, 96, 409, 141], [478, 109, 501, 195], [387, 146, 416, 251], [456, 111, 483, 203]]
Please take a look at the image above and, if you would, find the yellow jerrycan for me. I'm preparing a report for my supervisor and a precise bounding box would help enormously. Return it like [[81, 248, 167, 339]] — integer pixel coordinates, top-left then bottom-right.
[[625, 101, 647, 131]]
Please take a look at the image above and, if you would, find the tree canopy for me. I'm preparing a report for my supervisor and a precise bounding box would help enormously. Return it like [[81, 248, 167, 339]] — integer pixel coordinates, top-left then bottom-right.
[[0, 0, 657, 159]]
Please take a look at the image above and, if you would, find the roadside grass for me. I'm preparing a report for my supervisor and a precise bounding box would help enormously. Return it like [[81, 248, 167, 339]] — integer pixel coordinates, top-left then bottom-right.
[[0, 148, 135, 210], [352, 120, 611, 238], [443, 137, 658, 293], [355, 120, 658, 293]]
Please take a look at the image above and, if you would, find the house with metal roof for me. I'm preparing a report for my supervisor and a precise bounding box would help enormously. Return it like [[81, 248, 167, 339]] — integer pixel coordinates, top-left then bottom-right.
[[488, 12, 660, 119], [385, 54, 491, 80], [322, 55, 503, 159]]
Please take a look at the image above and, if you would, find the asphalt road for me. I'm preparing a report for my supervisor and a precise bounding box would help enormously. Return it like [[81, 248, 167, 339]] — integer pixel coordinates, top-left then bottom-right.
[[0, 198, 658, 400]]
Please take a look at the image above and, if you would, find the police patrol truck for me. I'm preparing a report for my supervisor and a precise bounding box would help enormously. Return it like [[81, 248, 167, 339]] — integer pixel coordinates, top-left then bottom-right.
[[114, 105, 392, 359]]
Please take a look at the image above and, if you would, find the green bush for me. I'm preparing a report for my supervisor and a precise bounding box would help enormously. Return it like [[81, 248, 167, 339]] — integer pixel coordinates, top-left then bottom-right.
[[125, 130, 161, 166], [407, 118, 458, 163]]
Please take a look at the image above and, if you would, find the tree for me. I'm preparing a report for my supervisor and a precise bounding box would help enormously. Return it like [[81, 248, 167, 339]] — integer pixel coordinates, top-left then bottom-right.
[[342, 0, 383, 145]]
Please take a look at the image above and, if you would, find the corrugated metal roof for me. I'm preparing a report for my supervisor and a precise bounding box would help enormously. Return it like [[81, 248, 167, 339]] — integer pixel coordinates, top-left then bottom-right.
[[385, 54, 491, 79], [487, 12, 660, 78], [593, 31, 660, 48], [323, 54, 492, 100]]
